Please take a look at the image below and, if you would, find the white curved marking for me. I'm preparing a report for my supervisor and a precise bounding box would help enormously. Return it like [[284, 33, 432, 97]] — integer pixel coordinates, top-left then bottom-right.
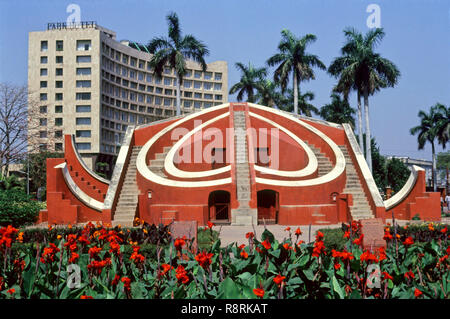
[[70, 135, 110, 184], [164, 112, 231, 178], [136, 103, 232, 187], [248, 103, 346, 187], [384, 165, 422, 210], [55, 162, 104, 211], [249, 112, 318, 177]]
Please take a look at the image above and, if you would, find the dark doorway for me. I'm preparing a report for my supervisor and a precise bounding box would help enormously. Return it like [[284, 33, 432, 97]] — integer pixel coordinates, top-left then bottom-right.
[[257, 189, 278, 224], [208, 190, 230, 224]]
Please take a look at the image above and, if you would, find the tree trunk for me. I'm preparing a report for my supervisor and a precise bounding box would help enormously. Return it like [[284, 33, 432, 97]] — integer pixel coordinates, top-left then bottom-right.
[[364, 87, 372, 172], [357, 91, 364, 153], [432, 142, 437, 192], [175, 73, 181, 116], [293, 70, 298, 115]]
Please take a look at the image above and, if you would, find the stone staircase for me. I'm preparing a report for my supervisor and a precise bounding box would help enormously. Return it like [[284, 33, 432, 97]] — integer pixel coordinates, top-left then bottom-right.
[[339, 145, 374, 220], [112, 146, 141, 226], [309, 145, 333, 177], [231, 111, 257, 225], [148, 145, 172, 178]]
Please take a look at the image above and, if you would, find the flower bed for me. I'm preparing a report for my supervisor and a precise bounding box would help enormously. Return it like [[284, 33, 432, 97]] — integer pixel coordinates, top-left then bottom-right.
[[0, 221, 448, 299]]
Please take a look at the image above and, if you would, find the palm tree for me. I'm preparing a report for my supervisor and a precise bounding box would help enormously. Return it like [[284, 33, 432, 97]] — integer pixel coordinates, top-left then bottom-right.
[[433, 103, 450, 149], [254, 79, 284, 108], [280, 89, 319, 117], [267, 29, 326, 115], [229, 62, 267, 103], [410, 105, 443, 191], [320, 93, 356, 127], [328, 27, 400, 172], [147, 12, 209, 116]]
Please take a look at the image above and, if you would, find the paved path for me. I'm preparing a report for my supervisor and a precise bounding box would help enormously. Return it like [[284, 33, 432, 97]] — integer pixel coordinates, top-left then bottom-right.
[[212, 224, 342, 246]]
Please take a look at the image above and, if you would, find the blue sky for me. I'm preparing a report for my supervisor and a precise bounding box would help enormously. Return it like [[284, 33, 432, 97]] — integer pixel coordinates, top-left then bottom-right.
[[1, 0, 449, 160]]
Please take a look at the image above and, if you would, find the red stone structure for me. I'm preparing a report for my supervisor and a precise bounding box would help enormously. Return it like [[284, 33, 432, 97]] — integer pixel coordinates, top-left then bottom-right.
[[40, 103, 441, 226]]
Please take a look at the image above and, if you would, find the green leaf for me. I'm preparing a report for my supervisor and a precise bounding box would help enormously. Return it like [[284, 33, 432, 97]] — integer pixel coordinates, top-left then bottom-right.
[[332, 276, 345, 299], [218, 277, 242, 299], [261, 229, 275, 243]]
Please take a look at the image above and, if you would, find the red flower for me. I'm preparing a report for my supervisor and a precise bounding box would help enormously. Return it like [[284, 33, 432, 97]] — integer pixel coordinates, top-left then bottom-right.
[[283, 243, 292, 250], [273, 274, 286, 286], [174, 237, 186, 251], [160, 264, 173, 277], [207, 221, 215, 229], [414, 288, 423, 298], [382, 271, 393, 281], [378, 247, 387, 262], [315, 231, 324, 241], [334, 262, 341, 270], [295, 227, 302, 236], [87, 258, 111, 275], [195, 251, 214, 269], [253, 288, 265, 298], [77, 234, 91, 246], [240, 250, 248, 259], [404, 271, 415, 280], [175, 265, 189, 284], [88, 246, 102, 258], [383, 231, 393, 241], [312, 240, 326, 258], [7, 288, 15, 295], [80, 295, 93, 299], [403, 237, 414, 246], [121, 277, 131, 292], [246, 232, 254, 239], [285, 227, 291, 232], [261, 239, 271, 250], [109, 241, 121, 256], [68, 252, 79, 263], [13, 259, 25, 271], [40, 243, 60, 264], [353, 234, 364, 246], [343, 231, 350, 239], [111, 274, 121, 287], [441, 227, 447, 234], [0, 225, 19, 249], [130, 246, 145, 264], [360, 250, 378, 263], [238, 244, 245, 251]]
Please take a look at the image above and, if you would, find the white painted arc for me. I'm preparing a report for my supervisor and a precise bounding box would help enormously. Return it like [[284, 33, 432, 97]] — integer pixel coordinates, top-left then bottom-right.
[[248, 103, 346, 187], [136, 103, 232, 187], [164, 112, 231, 178], [249, 112, 318, 177]]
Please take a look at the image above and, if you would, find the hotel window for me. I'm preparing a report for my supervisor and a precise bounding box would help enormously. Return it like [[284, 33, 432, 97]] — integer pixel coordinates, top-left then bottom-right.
[[139, 105, 145, 112], [76, 80, 91, 88], [194, 71, 202, 79], [130, 82, 137, 89], [130, 58, 136, 67], [139, 84, 145, 91], [55, 143, 63, 151], [55, 105, 63, 113], [155, 87, 163, 94], [184, 91, 192, 98], [183, 80, 192, 88], [138, 72, 144, 81], [39, 106, 47, 113], [56, 40, 63, 51], [55, 81, 63, 88], [77, 40, 91, 51], [204, 72, 212, 80], [40, 81, 47, 88], [214, 83, 222, 91], [215, 73, 222, 81], [155, 97, 162, 105], [204, 94, 213, 100], [184, 100, 191, 108], [40, 93, 47, 101], [138, 61, 144, 69], [165, 89, 173, 96], [164, 67, 172, 75], [185, 69, 192, 77], [76, 92, 91, 100], [76, 67, 91, 75], [40, 41, 48, 52], [55, 93, 63, 101], [55, 130, 63, 138], [76, 130, 91, 138], [55, 118, 63, 126], [39, 144, 47, 151], [146, 86, 153, 92], [55, 68, 63, 76], [146, 74, 152, 83], [204, 82, 212, 90], [130, 70, 136, 79], [194, 92, 202, 99], [76, 105, 91, 112], [76, 143, 91, 150], [40, 118, 47, 126], [56, 56, 63, 63], [164, 78, 172, 86], [146, 95, 153, 104], [194, 101, 202, 108], [40, 56, 48, 64], [122, 55, 128, 64], [39, 131, 47, 138], [204, 102, 212, 108], [155, 77, 162, 85], [76, 117, 91, 125], [76, 55, 91, 63], [40, 68, 48, 76], [215, 94, 223, 100]]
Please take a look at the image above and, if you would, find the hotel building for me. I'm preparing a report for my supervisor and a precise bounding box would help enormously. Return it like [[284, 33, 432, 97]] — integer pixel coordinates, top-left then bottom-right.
[[28, 22, 228, 172]]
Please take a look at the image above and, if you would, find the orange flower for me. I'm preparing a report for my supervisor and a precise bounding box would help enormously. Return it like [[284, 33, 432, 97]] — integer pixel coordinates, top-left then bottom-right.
[[175, 265, 189, 284], [68, 252, 79, 263], [283, 243, 291, 250], [174, 237, 186, 251], [343, 231, 350, 239], [414, 288, 423, 298], [88, 246, 102, 258], [312, 240, 326, 258], [261, 239, 271, 250], [316, 231, 324, 241], [7, 288, 15, 295], [382, 271, 393, 281], [360, 250, 378, 263], [334, 262, 341, 270], [253, 288, 265, 298], [238, 244, 245, 251], [403, 237, 414, 246], [383, 231, 393, 241], [130, 246, 145, 264], [441, 227, 447, 234], [160, 264, 173, 277], [295, 227, 302, 236], [245, 232, 254, 239], [111, 274, 121, 287], [285, 227, 291, 232], [40, 243, 60, 264], [240, 250, 248, 259], [353, 234, 364, 246], [121, 277, 131, 292], [195, 251, 214, 269], [273, 274, 286, 286], [428, 223, 434, 231], [207, 221, 215, 229], [404, 271, 415, 280], [80, 295, 93, 299]]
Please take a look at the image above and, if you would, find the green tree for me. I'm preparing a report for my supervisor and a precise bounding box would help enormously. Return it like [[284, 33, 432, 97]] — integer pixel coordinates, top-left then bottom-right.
[[386, 158, 410, 194], [0, 174, 24, 191], [0, 189, 42, 227], [229, 62, 267, 103], [267, 29, 325, 115], [26, 151, 63, 193], [410, 105, 442, 191], [319, 93, 356, 127], [279, 89, 319, 117], [328, 28, 400, 173], [254, 79, 284, 108], [433, 103, 450, 149], [436, 151, 450, 189], [147, 12, 209, 116]]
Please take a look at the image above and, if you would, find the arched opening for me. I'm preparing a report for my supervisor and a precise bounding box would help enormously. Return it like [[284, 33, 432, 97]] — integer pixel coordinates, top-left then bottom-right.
[[257, 189, 279, 224], [208, 190, 230, 224]]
